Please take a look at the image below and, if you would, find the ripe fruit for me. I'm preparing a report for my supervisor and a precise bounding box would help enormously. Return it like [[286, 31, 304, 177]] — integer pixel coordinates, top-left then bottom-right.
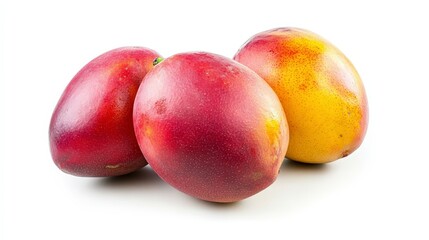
[[133, 52, 289, 202], [49, 47, 160, 176], [234, 28, 368, 164]]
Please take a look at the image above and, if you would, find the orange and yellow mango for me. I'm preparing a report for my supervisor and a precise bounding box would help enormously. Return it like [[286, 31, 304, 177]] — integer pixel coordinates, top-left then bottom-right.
[[234, 28, 368, 163]]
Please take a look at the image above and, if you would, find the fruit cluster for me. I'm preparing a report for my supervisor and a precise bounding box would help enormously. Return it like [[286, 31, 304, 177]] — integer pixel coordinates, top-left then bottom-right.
[[49, 27, 368, 203]]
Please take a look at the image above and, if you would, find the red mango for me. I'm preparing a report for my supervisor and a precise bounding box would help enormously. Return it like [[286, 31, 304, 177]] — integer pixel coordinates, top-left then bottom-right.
[[49, 47, 160, 177], [133, 52, 289, 202]]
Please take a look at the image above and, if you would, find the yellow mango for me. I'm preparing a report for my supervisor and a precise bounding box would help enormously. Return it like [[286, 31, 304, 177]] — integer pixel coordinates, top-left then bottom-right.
[[234, 27, 368, 163]]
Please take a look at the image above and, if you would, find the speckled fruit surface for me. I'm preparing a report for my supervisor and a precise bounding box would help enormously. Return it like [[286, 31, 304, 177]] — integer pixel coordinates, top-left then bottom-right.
[[234, 28, 368, 163]]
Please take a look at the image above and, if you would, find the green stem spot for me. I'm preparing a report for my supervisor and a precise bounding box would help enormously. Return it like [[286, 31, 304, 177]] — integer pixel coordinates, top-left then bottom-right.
[[153, 57, 164, 66]]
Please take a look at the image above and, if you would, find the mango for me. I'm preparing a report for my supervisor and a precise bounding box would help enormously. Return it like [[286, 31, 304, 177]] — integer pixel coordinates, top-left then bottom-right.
[[234, 28, 368, 163], [133, 52, 289, 202], [49, 47, 160, 176]]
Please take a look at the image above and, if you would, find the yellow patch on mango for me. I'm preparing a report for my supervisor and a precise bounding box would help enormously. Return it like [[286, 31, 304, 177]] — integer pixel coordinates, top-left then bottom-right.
[[265, 116, 280, 147], [251, 172, 264, 181], [144, 124, 153, 138]]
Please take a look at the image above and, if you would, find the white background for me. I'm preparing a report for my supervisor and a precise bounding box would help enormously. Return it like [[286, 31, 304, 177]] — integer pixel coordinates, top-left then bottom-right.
[[1, 0, 428, 239]]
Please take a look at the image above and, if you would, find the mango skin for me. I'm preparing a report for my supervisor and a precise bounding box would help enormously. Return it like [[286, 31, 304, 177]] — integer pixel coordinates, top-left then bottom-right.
[[234, 28, 368, 163], [49, 47, 160, 176], [133, 52, 289, 202]]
